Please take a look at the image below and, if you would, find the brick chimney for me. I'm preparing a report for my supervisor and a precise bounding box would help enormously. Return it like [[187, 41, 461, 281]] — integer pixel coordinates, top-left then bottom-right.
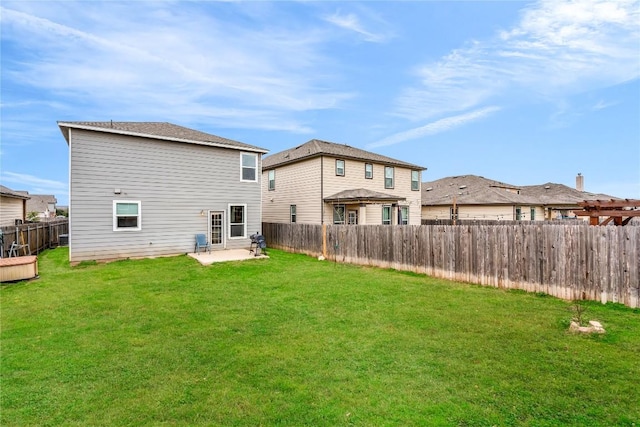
[[576, 173, 584, 192]]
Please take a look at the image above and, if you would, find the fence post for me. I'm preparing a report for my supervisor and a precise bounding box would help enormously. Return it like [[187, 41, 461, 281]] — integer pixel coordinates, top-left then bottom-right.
[[322, 224, 327, 258]]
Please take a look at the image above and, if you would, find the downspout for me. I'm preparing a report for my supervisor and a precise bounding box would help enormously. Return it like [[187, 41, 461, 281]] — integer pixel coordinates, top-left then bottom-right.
[[320, 155, 324, 224]]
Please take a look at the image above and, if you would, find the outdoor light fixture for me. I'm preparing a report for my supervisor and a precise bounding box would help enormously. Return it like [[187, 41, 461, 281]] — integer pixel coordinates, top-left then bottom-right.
[[200, 210, 205, 216]]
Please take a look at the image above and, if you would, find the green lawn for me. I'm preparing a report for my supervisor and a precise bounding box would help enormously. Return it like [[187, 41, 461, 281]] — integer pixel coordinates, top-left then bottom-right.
[[1, 248, 639, 427]]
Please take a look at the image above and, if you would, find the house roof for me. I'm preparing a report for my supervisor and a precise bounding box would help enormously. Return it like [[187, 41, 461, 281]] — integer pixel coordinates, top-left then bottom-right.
[[57, 121, 268, 153], [324, 188, 406, 203], [421, 175, 536, 206], [422, 175, 620, 207], [26, 195, 57, 213], [0, 185, 30, 200], [262, 139, 425, 170], [519, 183, 616, 206]]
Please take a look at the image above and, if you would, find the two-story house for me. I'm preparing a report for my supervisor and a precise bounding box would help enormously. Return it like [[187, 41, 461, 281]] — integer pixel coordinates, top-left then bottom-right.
[[59, 121, 267, 263], [421, 174, 615, 222], [262, 139, 425, 225]]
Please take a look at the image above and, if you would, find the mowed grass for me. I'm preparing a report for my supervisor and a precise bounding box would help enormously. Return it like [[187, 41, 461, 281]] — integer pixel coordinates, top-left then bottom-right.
[[1, 248, 639, 427]]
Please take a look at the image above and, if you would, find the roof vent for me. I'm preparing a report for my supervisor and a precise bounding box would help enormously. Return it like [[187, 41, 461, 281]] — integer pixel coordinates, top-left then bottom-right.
[[459, 185, 467, 189]]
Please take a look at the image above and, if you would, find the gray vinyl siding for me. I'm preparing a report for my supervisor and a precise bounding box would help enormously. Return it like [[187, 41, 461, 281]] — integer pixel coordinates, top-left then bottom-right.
[[69, 129, 261, 262]]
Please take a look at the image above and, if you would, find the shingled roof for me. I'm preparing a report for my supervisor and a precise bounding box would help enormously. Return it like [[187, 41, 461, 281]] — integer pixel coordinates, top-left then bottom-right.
[[262, 139, 425, 170], [26, 194, 57, 213], [0, 185, 30, 200], [57, 121, 267, 153], [422, 175, 536, 206], [519, 183, 616, 205]]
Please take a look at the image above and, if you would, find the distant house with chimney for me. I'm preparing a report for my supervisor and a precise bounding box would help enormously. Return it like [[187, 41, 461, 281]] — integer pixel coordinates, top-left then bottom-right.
[[421, 173, 615, 221]]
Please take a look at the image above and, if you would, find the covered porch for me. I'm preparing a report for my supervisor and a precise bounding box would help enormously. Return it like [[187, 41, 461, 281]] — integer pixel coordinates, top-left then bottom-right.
[[324, 189, 408, 225]]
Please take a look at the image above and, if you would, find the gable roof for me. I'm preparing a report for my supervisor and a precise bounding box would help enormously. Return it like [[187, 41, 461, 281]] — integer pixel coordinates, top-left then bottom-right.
[[519, 183, 617, 205], [0, 185, 30, 200], [26, 194, 58, 213], [57, 121, 268, 153], [422, 175, 536, 206], [262, 139, 425, 170]]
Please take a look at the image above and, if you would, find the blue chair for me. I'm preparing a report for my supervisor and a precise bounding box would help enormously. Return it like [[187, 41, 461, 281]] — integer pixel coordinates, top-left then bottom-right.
[[195, 234, 211, 254]]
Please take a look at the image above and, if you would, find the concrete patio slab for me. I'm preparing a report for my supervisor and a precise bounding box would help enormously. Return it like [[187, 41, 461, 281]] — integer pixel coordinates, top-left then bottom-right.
[[188, 249, 268, 265]]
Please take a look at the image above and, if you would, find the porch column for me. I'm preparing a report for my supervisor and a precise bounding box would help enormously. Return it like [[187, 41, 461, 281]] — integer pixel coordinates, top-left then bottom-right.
[[359, 204, 367, 225]]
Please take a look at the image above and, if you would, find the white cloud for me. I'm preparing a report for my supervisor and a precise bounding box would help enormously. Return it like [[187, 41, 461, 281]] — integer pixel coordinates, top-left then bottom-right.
[[369, 106, 501, 148], [2, 172, 68, 196], [591, 100, 619, 111], [395, 0, 640, 121], [323, 10, 390, 43], [0, 3, 353, 133]]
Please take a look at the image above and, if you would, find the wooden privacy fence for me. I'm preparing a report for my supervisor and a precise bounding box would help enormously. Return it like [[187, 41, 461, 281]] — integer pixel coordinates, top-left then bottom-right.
[[263, 222, 640, 308], [1, 219, 69, 258]]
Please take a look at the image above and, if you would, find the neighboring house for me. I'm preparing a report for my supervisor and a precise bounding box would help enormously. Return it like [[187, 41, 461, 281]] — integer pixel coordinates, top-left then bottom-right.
[[59, 121, 267, 263], [24, 194, 58, 220], [421, 175, 539, 221], [519, 180, 615, 220], [421, 174, 616, 221], [262, 139, 425, 225], [0, 185, 29, 226]]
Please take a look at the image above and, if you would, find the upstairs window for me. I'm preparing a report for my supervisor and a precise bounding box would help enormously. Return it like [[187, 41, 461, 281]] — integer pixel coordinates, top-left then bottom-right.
[[365, 163, 373, 179], [411, 171, 420, 191], [268, 170, 275, 190], [241, 153, 257, 182], [336, 159, 345, 176], [385, 166, 394, 189], [113, 201, 141, 231]]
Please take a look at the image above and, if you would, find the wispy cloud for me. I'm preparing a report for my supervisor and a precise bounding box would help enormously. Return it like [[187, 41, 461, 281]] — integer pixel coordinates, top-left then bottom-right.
[[591, 100, 619, 111], [394, 0, 640, 121], [2, 171, 68, 196], [323, 9, 391, 43], [369, 106, 501, 148], [0, 2, 353, 133]]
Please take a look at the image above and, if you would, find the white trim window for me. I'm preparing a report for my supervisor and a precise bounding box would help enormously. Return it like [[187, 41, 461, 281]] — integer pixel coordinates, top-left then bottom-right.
[[229, 204, 247, 238], [241, 153, 258, 182], [336, 159, 345, 176], [333, 204, 345, 224], [290, 205, 297, 223], [411, 171, 420, 191], [113, 200, 141, 231], [382, 205, 392, 225], [385, 166, 394, 189], [399, 206, 409, 225], [365, 163, 373, 179], [268, 170, 275, 191]]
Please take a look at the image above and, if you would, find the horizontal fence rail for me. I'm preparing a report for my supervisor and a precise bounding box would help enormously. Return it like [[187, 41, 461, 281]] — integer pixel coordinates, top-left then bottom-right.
[[1, 219, 69, 258], [263, 222, 640, 308]]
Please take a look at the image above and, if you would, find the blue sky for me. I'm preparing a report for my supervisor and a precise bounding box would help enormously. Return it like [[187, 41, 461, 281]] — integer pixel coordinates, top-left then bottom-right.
[[1, 0, 639, 206]]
